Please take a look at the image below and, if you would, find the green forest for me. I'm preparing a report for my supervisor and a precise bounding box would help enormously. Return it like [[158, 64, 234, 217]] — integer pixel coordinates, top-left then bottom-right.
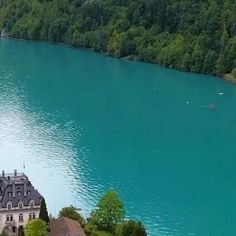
[[0, 0, 236, 81]]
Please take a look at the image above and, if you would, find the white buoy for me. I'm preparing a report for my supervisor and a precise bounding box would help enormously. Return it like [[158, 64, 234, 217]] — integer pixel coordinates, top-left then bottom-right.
[[218, 92, 224, 96]]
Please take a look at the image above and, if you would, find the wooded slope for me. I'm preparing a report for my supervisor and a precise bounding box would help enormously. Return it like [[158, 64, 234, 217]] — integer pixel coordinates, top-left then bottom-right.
[[1, 0, 236, 79]]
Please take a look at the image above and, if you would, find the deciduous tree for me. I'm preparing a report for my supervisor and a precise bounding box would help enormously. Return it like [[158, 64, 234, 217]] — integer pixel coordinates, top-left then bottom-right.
[[24, 219, 48, 236], [59, 205, 85, 227], [89, 190, 125, 232]]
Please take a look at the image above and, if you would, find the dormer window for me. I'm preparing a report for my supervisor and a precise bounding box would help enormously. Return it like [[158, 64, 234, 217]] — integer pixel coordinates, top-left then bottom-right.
[[7, 202, 12, 210], [27, 190, 31, 196], [18, 201, 23, 209], [8, 192, 12, 197], [17, 191, 21, 196], [29, 200, 34, 208]]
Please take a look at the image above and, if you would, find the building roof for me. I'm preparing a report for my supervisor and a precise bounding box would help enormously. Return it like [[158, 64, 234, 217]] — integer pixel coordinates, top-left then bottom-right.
[[0, 170, 42, 208], [49, 217, 86, 236]]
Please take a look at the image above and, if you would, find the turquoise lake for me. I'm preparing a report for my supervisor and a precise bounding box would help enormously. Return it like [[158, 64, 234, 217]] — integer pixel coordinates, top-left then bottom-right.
[[1, 38, 236, 235]]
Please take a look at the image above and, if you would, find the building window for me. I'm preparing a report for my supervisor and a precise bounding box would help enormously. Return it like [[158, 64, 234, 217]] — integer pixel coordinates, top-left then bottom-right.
[[17, 191, 21, 196], [29, 213, 32, 220], [27, 190, 31, 196], [19, 213, 24, 222], [33, 213, 36, 219], [12, 227, 16, 233], [6, 215, 13, 222], [8, 192, 12, 197]]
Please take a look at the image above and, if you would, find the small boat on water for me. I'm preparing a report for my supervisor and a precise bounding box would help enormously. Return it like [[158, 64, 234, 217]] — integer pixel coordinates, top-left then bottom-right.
[[207, 103, 215, 109], [201, 103, 216, 109]]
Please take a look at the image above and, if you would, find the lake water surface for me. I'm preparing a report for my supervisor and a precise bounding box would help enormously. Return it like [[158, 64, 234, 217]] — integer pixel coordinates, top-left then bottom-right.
[[0, 38, 236, 236]]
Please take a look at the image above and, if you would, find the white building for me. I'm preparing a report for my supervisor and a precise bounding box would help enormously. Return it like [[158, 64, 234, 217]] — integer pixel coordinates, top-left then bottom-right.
[[0, 170, 42, 236]]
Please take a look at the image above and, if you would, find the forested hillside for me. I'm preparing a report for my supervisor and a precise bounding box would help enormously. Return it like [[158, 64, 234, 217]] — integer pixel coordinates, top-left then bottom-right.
[[0, 0, 236, 80]]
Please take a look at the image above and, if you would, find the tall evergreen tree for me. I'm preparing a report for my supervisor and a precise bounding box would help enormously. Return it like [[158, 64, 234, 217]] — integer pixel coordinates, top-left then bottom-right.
[[39, 197, 50, 224]]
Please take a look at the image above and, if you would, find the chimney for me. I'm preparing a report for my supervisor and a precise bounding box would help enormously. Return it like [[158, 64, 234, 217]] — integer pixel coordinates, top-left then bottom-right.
[[12, 181, 16, 198], [2, 170, 5, 177], [14, 169, 17, 177]]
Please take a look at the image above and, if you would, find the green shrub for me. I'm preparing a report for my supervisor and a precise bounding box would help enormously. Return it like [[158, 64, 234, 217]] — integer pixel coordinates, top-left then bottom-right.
[[84, 223, 98, 236], [115, 220, 147, 236], [24, 219, 48, 236], [0, 231, 8, 236]]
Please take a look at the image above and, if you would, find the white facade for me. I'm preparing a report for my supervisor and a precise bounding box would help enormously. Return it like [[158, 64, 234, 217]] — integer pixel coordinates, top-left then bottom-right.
[[0, 206, 40, 236]]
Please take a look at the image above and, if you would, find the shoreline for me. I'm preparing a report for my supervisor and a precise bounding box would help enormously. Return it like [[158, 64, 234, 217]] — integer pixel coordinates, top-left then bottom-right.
[[224, 73, 236, 84], [1, 34, 236, 84]]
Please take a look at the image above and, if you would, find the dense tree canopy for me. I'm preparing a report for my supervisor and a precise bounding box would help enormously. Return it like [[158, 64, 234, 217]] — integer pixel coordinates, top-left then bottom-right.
[[0, 0, 236, 79]]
